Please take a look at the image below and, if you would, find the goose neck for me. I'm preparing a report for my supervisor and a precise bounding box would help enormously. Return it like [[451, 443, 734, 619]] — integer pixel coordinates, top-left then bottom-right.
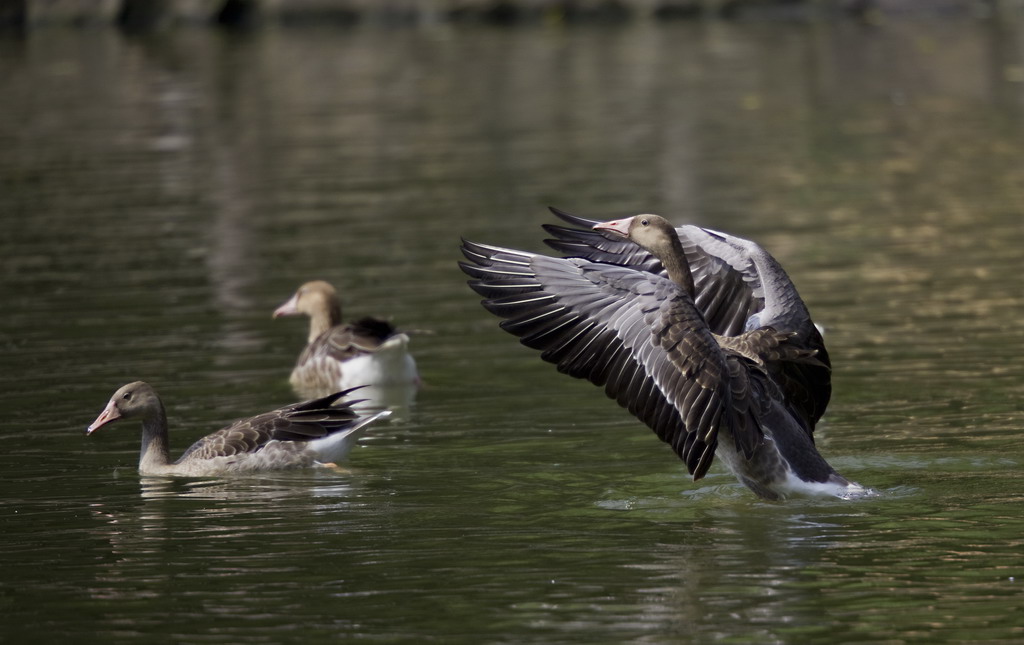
[[138, 403, 172, 472]]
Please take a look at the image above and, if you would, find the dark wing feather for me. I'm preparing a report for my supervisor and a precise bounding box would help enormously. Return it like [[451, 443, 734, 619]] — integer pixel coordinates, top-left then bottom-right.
[[349, 317, 397, 341], [544, 206, 830, 432], [174, 389, 365, 462], [544, 207, 672, 283], [460, 241, 763, 479], [544, 207, 760, 337], [691, 228, 832, 431]]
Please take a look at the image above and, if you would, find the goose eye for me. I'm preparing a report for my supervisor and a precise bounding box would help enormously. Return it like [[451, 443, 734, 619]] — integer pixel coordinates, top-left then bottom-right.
[[122, 392, 132, 401], [640, 218, 649, 226]]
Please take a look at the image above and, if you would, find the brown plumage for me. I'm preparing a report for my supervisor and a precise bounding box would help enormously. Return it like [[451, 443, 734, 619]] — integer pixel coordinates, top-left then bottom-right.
[[545, 207, 831, 434], [86, 382, 387, 476], [460, 211, 862, 500], [273, 281, 420, 403]]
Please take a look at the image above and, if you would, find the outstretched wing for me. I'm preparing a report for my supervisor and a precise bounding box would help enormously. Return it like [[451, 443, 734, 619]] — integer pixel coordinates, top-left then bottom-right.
[[175, 390, 366, 462], [687, 225, 831, 430], [543, 206, 830, 432], [460, 240, 764, 479], [543, 206, 759, 337]]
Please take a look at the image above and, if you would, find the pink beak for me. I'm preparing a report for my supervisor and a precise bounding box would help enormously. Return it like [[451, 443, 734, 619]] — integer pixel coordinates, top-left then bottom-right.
[[272, 293, 299, 319], [87, 400, 121, 435], [593, 216, 634, 238]]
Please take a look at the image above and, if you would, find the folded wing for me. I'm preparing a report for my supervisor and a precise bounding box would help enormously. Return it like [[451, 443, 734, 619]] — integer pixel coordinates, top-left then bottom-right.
[[175, 389, 365, 461]]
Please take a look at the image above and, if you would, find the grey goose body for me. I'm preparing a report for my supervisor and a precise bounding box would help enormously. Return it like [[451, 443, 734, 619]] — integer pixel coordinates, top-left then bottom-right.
[[87, 382, 387, 476], [460, 209, 862, 500], [543, 206, 831, 434], [273, 280, 420, 409]]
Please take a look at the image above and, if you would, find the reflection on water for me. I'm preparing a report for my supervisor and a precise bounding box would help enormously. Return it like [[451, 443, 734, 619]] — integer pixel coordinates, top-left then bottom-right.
[[2, 16, 1024, 644]]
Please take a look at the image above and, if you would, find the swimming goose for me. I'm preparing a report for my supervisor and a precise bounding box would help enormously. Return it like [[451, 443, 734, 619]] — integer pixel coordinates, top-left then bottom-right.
[[273, 281, 420, 407], [543, 206, 830, 433], [87, 382, 387, 476], [459, 212, 860, 500]]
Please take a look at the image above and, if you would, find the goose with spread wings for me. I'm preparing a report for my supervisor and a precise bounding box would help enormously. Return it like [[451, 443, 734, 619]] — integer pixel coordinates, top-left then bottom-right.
[[543, 206, 831, 434], [459, 211, 862, 500]]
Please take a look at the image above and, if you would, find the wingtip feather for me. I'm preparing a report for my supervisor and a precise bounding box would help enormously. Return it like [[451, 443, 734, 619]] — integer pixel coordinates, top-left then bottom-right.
[[547, 205, 601, 228]]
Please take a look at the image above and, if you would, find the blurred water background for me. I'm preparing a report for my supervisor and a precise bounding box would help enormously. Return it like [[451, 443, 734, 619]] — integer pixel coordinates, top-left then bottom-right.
[[2, 8, 1024, 643]]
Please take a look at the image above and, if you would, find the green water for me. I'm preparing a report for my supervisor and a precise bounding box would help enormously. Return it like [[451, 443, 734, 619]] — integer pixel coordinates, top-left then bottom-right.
[[2, 18, 1024, 643]]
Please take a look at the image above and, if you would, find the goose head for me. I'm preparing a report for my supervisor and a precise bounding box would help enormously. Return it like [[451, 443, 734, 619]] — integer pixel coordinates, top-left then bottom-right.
[[593, 214, 677, 256], [273, 281, 343, 342], [87, 381, 162, 435], [593, 214, 693, 294], [272, 281, 341, 321]]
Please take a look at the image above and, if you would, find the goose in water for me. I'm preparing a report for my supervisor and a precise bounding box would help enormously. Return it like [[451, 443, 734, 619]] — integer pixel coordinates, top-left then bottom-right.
[[543, 206, 830, 434], [273, 280, 420, 410], [87, 382, 387, 476], [459, 211, 862, 500]]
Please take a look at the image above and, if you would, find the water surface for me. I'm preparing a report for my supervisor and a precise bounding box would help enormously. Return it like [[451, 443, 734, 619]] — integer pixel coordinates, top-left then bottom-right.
[[2, 19, 1024, 643]]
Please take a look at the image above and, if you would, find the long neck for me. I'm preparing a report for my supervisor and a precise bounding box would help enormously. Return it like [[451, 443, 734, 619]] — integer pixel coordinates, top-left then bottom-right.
[[308, 301, 342, 343], [660, 236, 696, 297], [138, 402, 172, 472]]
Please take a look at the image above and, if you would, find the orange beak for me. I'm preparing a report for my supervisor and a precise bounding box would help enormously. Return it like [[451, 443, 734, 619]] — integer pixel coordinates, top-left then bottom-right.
[[592, 216, 634, 237], [86, 400, 121, 435], [272, 293, 299, 319]]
